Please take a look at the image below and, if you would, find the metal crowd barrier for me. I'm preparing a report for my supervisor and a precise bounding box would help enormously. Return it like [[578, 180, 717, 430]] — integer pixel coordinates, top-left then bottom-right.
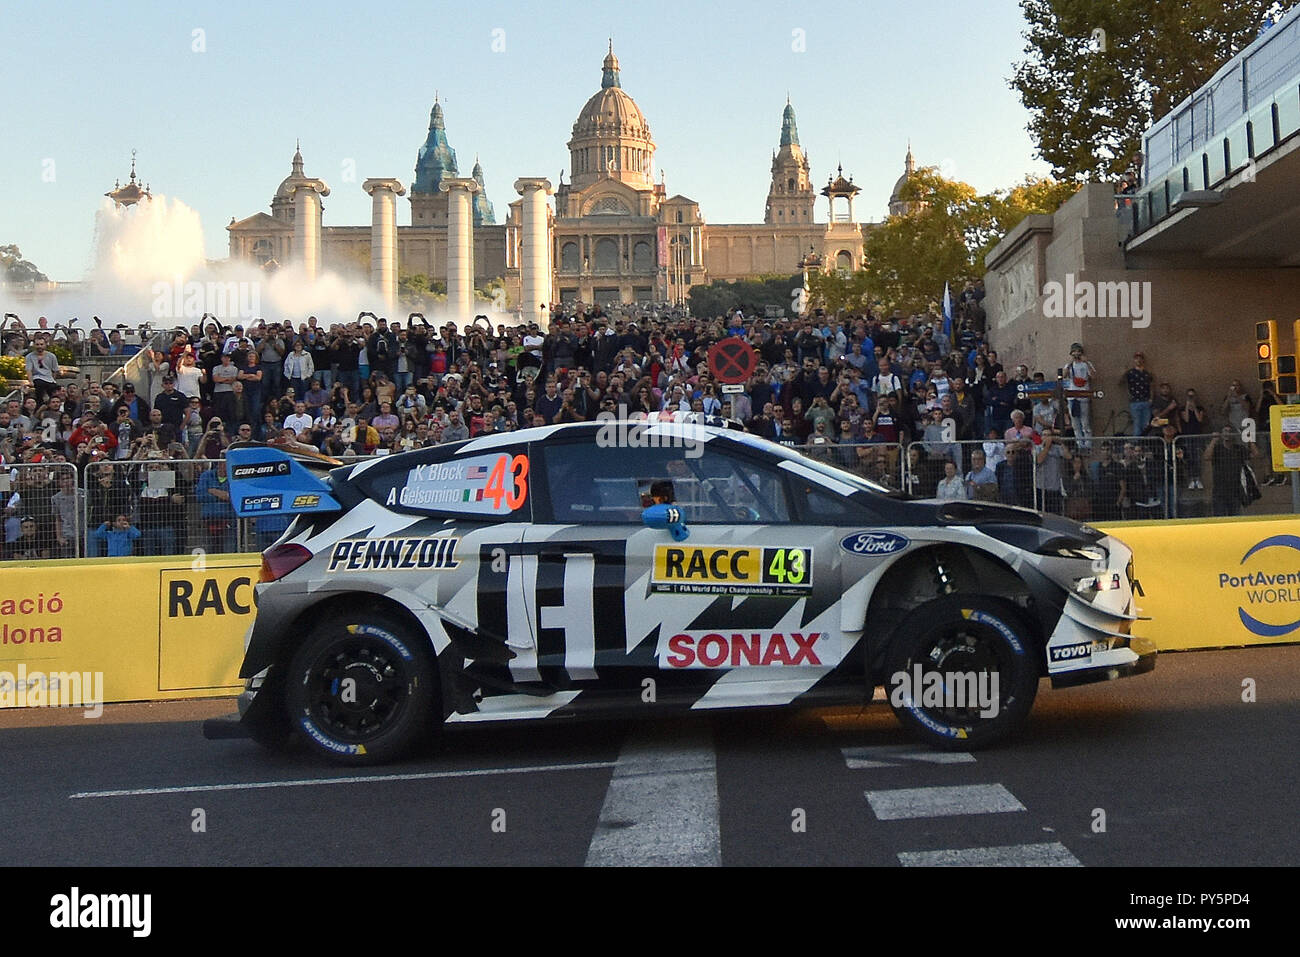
[[794, 440, 906, 490], [3, 429, 1295, 563], [904, 436, 1174, 519]]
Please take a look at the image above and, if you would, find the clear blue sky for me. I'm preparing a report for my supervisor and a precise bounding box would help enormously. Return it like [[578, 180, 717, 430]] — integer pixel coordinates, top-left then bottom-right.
[[2, 0, 1049, 281]]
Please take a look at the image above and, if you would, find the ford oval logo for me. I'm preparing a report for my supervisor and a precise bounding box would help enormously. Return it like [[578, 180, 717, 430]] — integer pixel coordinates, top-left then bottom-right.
[[840, 531, 910, 555]]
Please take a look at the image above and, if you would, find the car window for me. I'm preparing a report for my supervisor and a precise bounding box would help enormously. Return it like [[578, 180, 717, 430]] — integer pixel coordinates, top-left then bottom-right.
[[542, 441, 791, 524]]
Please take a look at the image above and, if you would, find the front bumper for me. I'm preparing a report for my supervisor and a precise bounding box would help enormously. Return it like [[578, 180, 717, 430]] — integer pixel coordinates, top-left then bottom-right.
[[1049, 636, 1157, 688]]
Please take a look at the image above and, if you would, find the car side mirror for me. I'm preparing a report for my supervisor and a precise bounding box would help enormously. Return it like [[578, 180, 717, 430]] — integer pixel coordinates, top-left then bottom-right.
[[641, 504, 689, 541]]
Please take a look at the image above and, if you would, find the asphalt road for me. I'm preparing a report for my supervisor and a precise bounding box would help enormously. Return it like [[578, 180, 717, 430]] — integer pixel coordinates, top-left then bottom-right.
[[1, 645, 1295, 867]]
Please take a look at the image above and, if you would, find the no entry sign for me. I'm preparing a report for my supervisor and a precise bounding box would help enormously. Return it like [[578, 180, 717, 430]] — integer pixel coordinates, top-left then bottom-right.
[[708, 339, 758, 385]]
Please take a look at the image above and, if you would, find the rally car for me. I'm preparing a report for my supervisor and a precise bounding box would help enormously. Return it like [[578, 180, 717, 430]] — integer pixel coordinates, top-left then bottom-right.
[[205, 417, 1154, 764]]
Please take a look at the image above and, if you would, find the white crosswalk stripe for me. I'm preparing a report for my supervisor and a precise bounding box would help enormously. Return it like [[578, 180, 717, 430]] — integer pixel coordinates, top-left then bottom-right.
[[841, 745, 976, 769], [898, 843, 1082, 867], [865, 783, 1025, 820], [585, 727, 720, 867]]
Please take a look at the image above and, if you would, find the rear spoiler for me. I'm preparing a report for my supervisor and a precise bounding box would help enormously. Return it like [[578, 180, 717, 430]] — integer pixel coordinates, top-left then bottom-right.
[[226, 442, 344, 518]]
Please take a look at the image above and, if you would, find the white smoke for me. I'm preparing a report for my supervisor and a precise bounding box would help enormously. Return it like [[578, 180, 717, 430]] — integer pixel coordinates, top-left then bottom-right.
[[10, 194, 506, 335]]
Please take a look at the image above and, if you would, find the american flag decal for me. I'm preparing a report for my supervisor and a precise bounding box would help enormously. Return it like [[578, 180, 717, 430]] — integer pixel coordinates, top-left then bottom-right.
[[467, 465, 489, 480]]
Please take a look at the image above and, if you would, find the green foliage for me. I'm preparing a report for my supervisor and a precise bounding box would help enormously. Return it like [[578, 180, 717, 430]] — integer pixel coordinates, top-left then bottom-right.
[[850, 169, 1080, 314], [0, 355, 26, 380], [687, 274, 801, 319], [50, 343, 76, 365], [397, 273, 446, 310], [1011, 0, 1275, 181], [1, 243, 48, 283]]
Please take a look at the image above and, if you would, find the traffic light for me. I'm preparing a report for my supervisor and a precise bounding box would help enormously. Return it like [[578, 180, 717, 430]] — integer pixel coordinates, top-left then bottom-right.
[[1279, 354, 1298, 395], [1280, 318, 1300, 394], [1256, 320, 1279, 382]]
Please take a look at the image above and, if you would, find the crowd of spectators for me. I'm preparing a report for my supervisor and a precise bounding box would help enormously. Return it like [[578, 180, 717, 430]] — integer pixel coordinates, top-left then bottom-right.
[[0, 284, 1277, 557]]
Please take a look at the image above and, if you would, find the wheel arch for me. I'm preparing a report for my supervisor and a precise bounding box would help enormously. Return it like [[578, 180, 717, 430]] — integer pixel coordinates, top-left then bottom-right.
[[270, 591, 436, 671], [861, 543, 1044, 680]]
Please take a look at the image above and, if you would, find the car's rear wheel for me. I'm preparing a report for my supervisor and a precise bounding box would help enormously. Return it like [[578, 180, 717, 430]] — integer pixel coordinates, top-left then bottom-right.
[[882, 595, 1039, 750], [285, 611, 436, 765]]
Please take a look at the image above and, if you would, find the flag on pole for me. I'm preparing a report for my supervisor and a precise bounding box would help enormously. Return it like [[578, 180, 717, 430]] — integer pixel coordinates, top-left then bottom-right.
[[942, 282, 953, 340]]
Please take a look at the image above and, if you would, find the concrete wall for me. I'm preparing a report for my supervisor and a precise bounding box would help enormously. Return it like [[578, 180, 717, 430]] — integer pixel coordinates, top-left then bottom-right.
[[986, 183, 1300, 433]]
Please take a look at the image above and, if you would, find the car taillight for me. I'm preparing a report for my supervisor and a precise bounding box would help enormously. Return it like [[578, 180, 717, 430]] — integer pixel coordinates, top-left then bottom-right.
[[260, 543, 313, 582]]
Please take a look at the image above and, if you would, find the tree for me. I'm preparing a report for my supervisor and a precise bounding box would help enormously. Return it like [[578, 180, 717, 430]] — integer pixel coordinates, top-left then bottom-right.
[[850, 169, 1078, 314], [858, 169, 989, 312], [687, 274, 801, 319], [1011, 0, 1278, 181], [1, 244, 48, 283], [806, 268, 874, 316], [397, 273, 445, 310]]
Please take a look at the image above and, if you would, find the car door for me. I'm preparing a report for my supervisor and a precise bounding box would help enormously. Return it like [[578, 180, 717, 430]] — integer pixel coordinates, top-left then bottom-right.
[[530, 434, 851, 708], [635, 444, 853, 709]]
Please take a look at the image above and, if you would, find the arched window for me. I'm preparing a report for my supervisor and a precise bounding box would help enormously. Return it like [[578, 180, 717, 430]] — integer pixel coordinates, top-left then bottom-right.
[[633, 241, 652, 271], [561, 242, 579, 272], [252, 239, 274, 265], [787, 178, 795, 191], [675, 210, 683, 223], [836, 249, 853, 271], [594, 238, 619, 272]]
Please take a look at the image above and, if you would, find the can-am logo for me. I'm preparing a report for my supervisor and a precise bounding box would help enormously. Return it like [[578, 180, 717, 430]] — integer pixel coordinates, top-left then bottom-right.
[[840, 532, 909, 555], [1219, 535, 1300, 638]]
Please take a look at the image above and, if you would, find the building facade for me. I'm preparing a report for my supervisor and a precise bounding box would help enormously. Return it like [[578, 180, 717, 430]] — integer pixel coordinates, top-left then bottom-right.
[[228, 46, 909, 311]]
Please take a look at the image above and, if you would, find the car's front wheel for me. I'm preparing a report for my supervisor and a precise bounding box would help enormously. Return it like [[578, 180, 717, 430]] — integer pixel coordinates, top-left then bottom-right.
[[285, 611, 436, 765], [882, 595, 1039, 750]]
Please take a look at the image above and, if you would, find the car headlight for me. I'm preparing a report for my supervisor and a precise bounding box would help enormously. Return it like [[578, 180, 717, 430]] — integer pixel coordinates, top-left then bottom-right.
[[1055, 545, 1107, 561]]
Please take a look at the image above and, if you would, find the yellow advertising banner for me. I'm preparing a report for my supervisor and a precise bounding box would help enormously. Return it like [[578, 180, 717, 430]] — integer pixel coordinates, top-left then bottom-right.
[[1270, 404, 1300, 472], [0, 555, 257, 708], [1098, 515, 1300, 650], [4, 513, 1299, 711]]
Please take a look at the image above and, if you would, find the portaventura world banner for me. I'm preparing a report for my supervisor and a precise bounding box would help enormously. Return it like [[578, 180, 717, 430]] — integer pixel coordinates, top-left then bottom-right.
[[1097, 516, 1300, 649]]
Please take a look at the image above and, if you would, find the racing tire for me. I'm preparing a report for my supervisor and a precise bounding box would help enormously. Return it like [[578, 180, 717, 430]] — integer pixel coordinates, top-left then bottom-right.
[[882, 595, 1039, 751], [285, 611, 437, 765]]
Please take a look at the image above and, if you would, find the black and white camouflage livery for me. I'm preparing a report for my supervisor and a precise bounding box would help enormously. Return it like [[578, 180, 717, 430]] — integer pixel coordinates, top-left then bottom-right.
[[208, 419, 1155, 764]]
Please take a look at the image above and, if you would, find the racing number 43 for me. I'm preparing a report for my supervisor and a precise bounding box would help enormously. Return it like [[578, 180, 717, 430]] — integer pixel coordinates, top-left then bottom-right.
[[766, 547, 806, 585], [483, 454, 529, 511]]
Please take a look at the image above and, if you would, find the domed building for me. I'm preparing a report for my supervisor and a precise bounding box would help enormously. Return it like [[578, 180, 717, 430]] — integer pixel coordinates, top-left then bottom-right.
[[888, 144, 919, 217], [228, 44, 895, 310]]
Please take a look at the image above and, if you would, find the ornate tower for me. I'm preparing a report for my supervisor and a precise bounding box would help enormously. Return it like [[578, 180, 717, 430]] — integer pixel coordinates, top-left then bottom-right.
[[106, 150, 151, 208], [566, 42, 656, 192], [471, 157, 496, 226], [410, 97, 460, 226], [764, 99, 815, 225], [888, 143, 918, 217]]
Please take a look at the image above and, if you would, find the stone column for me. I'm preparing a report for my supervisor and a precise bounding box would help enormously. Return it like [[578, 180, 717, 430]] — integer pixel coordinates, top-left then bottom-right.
[[440, 177, 479, 322], [514, 178, 553, 322], [363, 178, 406, 309], [290, 178, 330, 281]]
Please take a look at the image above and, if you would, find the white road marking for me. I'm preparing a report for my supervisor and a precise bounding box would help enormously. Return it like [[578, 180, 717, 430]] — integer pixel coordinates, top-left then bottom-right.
[[69, 761, 616, 799], [898, 842, 1082, 867], [585, 728, 720, 867], [865, 783, 1025, 820], [842, 745, 976, 769]]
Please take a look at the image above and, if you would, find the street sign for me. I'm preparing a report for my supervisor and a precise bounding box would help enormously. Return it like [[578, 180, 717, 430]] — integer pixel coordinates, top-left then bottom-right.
[[708, 339, 758, 385], [1271, 405, 1300, 472]]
